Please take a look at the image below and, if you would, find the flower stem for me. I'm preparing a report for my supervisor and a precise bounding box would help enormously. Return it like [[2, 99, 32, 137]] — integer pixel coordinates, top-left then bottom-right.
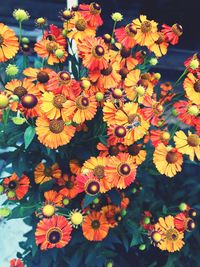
[[19, 21, 22, 43]]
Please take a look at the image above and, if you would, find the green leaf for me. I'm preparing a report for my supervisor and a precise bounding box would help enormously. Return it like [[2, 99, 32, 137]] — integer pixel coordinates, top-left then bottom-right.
[[82, 194, 99, 209], [24, 126, 35, 149]]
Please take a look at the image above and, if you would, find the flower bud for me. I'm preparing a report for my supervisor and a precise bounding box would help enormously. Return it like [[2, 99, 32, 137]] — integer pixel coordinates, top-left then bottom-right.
[[189, 59, 199, 70]]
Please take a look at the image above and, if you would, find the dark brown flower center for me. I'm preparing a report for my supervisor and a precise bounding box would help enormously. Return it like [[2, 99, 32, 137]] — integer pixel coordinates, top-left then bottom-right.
[[49, 119, 65, 134], [93, 165, 104, 179], [90, 2, 101, 14], [141, 20, 152, 33], [21, 94, 38, 109], [120, 47, 131, 58], [187, 134, 200, 147], [44, 167, 52, 176], [37, 71, 49, 83], [13, 86, 28, 98], [100, 64, 113, 76], [47, 228, 62, 244], [128, 144, 141, 156], [93, 45, 105, 57], [126, 23, 137, 37], [194, 80, 200, 92], [155, 33, 165, 44], [46, 34, 56, 42], [46, 41, 58, 53], [109, 145, 119, 156], [75, 96, 89, 109], [58, 71, 71, 84], [85, 180, 100, 195], [172, 24, 183, 37], [0, 34, 4, 46], [75, 19, 87, 31], [118, 163, 131, 176], [114, 126, 126, 138], [65, 181, 74, 189], [166, 151, 178, 163], [8, 181, 17, 190], [53, 94, 67, 109], [91, 219, 100, 229], [166, 229, 179, 241]]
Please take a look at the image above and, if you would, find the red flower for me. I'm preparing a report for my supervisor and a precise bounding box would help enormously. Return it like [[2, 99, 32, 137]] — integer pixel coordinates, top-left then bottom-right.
[[10, 259, 24, 267], [79, 3, 103, 28], [161, 23, 183, 45], [44, 24, 66, 47]]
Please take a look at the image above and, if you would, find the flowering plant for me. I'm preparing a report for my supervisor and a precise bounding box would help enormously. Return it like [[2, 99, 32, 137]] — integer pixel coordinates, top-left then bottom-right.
[[0, 3, 200, 267]]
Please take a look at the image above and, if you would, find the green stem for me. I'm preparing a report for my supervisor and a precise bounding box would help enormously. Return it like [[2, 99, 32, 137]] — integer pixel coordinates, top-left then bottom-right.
[[111, 21, 117, 44], [174, 68, 188, 87], [19, 21, 22, 43]]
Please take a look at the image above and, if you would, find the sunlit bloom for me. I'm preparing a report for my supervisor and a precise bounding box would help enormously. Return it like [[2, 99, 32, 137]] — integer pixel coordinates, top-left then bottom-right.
[[46, 71, 81, 99], [115, 102, 149, 145], [0, 23, 19, 62], [132, 15, 159, 46], [155, 215, 184, 252], [150, 129, 170, 147], [82, 156, 112, 193], [44, 190, 63, 208], [65, 12, 95, 42], [34, 162, 62, 184], [76, 171, 101, 196], [161, 23, 183, 45], [97, 142, 109, 157], [103, 101, 121, 126], [36, 116, 76, 149], [35, 215, 72, 250], [183, 73, 200, 105], [107, 125, 127, 145], [79, 2, 103, 28], [149, 32, 168, 57], [41, 91, 70, 121], [127, 144, 147, 165], [82, 211, 109, 241], [174, 131, 200, 161], [124, 69, 153, 102], [3, 173, 29, 200], [78, 36, 108, 71], [115, 23, 137, 49], [58, 175, 79, 199], [105, 153, 137, 189], [174, 212, 191, 232], [43, 24, 66, 47], [153, 144, 183, 177], [89, 61, 121, 90], [101, 204, 120, 228], [23, 67, 53, 92], [141, 95, 164, 126], [10, 259, 24, 267], [173, 101, 199, 126], [34, 39, 67, 65], [63, 93, 97, 124], [184, 55, 200, 74]]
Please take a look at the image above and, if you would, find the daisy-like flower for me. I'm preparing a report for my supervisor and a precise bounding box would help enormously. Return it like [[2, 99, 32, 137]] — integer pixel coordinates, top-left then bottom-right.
[[89, 60, 121, 90], [82, 156, 112, 193], [82, 211, 109, 241], [115, 23, 137, 49], [127, 144, 147, 165], [34, 162, 62, 184], [35, 215, 72, 250], [67, 209, 85, 228], [184, 54, 200, 74], [101, 204, 120, 228], [23, 67, 53, 92], [34, 39, 67, 65], [115, 102, 149, 145], [63, 93, 97, 124], [103, 101, 121, 125], [10, 259, 24, 267], [150, 129, 170, 147], [173, 101, 199, 126], [58, 174, 79, 199], [132, 15, 159, 46], [0, 23, 19, 62], [107, 125, 127, 145], [124, 69, 153, 102], [105, 152, 137, 189], [174, 212, 195, 232], [44, 190, 63, 207], [174, 130, 200, 161], [76, 172, 101, 196], [78, 36, 108, 71], [65, 12, 95, 42], [3, 173, 30, 200], [43, 24, 66, 47], [161, 23, 183, 45], [183, 73, 200, 105], [154, 215, 185, 252], [36, 116, 76, 149], [149, 32, 169, 57], [79, 2, 103, 28], [153, 144, 183, 177]]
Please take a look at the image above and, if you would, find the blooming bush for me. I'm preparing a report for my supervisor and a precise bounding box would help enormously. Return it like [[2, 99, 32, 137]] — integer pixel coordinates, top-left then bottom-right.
[[0, 3, 200, 267]]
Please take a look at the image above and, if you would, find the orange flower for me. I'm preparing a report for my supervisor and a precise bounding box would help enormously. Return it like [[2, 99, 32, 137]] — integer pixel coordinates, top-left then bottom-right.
[[150, 129, 170, 147], [35, 215, 72, 250], [44, 190, 63, 207], [115, 23, 137, 49], [58, 175, 79, 199], [107, 125, 127, 145], [103, 101, 120, 126], [82, 211, 109, 241], [105, 153, 137, 189], [76, 172, 100, 196], [161, 23, 183, 45], [78, 36, 108, 71], [10, 259, 24, 267], [127, 144, 147, 165], [79, 2, 103, 28], [36, 116, 76, 149], [0, 23, 19, 62], [43, 24, 66, 47], [65, 12, 95, 42], [101, 204, 120, 228], [149, 32, 168, 57], [183, 73, 200, 105], [3, 173, 29, 200], [69, 159, 82, 175], [132, 15, 159, 46], [82, 156, 112, 193], [34, 162, 61, 184], [63, 93, 97, 124]]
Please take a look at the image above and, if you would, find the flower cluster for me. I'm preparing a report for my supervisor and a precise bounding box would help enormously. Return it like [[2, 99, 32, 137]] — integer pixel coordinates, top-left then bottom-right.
[[0, 3, 199, 267]]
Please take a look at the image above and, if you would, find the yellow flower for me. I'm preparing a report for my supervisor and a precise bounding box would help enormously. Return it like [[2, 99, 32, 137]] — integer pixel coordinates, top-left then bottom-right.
[[174, 130, 200, 161]]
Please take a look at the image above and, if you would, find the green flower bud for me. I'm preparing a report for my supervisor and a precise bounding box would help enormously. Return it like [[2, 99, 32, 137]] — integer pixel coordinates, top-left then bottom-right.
[[13, 9, 30, 22], [6, 64, 19, 76], [139, 244, 146, 251], [0, 207, 11, 217], [96, 92, 104, 101], [149, 58, 158, 66], [179, 202, 187, 211]]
